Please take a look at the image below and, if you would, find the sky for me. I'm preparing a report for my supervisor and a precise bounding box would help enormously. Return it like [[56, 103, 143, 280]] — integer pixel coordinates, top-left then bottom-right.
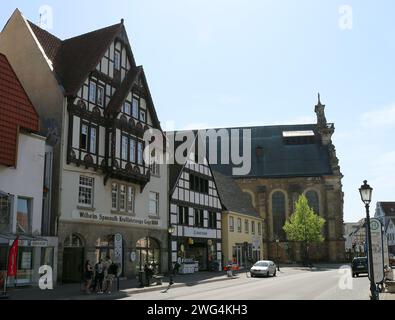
[[1, 0, 394, 222]]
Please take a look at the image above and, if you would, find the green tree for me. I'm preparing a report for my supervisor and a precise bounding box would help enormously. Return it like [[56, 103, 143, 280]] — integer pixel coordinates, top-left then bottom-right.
[[283, 195, 326, 266]]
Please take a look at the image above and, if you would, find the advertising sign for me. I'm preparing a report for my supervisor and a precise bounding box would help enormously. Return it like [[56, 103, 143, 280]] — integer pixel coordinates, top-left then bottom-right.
[[114, 233, 123, 270], [368, 218, 385, 284]]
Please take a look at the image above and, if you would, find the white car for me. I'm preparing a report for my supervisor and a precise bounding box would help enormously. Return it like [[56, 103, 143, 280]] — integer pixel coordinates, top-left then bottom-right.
[[250, 260, 277, 277]]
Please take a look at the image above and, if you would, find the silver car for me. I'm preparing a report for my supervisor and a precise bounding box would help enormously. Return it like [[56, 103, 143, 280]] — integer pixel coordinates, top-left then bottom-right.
[[250, 260, 277, 277]]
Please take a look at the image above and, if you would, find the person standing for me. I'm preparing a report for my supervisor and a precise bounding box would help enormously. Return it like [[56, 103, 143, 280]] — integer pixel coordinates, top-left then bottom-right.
[[84, 260, 93, 294], [94, 259, 104, 294], [103, 256, 115, 294]]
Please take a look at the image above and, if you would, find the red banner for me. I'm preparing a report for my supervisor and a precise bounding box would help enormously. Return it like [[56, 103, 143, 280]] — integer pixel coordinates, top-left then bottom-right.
[[7, 237, 19, 277]]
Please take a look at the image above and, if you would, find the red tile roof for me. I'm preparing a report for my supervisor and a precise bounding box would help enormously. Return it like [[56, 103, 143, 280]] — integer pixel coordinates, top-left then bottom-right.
[[0, 53, 39, 167]]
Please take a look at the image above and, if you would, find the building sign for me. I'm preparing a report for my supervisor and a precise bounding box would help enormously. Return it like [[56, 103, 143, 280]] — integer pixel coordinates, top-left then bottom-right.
[[31, 240, 48, 247], [72, 210, 162, 228], [183, 227, 217, 239], [368, 218, 384, 284], [21, 252, 32, 269], [114, 233, 123, 265], [252, 236, 261, 250]]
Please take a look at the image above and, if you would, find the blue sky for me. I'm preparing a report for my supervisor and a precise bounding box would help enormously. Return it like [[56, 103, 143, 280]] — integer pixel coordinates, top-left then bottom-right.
[[1, 1, 394, 222]]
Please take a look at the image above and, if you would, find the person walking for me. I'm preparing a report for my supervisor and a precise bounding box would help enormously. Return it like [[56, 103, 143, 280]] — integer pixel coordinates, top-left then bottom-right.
[[94, 259, 104, 294], [84, 260, 93, 294], [103, 256, 116, 294]]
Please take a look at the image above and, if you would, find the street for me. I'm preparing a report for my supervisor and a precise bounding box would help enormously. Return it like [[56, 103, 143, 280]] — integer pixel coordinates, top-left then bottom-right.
[[120, 266, 371, 300]]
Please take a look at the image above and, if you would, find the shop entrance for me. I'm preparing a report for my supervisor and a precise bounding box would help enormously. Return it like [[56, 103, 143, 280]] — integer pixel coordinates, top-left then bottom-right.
[[187, 242, 208, 271], [62, 234, 84, 283]]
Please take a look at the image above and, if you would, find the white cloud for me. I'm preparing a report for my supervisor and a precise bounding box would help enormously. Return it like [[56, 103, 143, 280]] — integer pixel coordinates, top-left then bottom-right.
[[361, 105, 395, 128]]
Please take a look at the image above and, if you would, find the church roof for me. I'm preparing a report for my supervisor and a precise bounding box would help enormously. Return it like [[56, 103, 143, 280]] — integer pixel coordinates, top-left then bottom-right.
[[208, 123, 333, 178]]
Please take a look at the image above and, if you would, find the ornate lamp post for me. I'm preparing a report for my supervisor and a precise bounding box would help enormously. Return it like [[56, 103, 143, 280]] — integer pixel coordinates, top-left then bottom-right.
[[359, 180, 378, 300], [168, 225, 176, 272]]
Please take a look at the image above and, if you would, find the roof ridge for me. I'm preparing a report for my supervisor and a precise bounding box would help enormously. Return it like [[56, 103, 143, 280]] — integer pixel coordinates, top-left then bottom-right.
[[63, 22, 122, 42]]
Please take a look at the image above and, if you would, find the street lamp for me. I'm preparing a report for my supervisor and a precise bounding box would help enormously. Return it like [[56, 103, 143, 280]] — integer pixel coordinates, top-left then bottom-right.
[[168, 225, 176, 271], [359, 180, 378, 300]]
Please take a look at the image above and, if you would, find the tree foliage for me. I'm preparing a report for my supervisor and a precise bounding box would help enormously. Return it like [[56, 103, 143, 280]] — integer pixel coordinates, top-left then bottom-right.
[[283, 194, 326, 244]]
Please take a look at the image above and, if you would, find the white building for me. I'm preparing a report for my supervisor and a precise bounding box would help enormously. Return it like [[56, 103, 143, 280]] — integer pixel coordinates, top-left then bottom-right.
[[0, 53, 57, 287], [0, 10, 168, 282]]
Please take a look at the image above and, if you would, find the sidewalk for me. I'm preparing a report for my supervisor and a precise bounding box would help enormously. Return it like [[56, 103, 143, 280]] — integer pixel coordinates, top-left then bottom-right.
[[3, 271, 238, 300]]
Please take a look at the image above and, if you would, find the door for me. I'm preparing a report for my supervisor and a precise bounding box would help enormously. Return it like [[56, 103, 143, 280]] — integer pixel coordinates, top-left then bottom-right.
[[62, 248, 84, 283]]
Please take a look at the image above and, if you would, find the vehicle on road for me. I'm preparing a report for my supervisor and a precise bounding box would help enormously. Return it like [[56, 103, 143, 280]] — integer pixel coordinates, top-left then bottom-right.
[[250, 260, 277, 277], [351, 257, 368, 277]]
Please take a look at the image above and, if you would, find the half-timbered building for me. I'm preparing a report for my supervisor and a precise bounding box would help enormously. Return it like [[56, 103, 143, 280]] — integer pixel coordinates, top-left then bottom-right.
[[0, 10, 168, 282], [168, 132, 223, 272]]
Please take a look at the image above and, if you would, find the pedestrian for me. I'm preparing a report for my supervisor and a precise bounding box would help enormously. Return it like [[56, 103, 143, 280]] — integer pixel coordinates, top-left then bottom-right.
[[94, 259, 104, 294], [84, 260, 93, 294], [173, 261, 180, 276], [144, 264, 153, 286], [104, 256, 117, 294]]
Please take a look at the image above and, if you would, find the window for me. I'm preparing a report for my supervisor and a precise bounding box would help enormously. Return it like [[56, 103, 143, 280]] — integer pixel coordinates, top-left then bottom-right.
[[97, 86, 104, 106], [114, 51, 121, 70], [16, 197, 31, 234], [121, 136, 128, 160], [306, 190, 320, 215], [194, 209, 204, 228], [80, 123, 97, 154], [0, 194, 12, 233], [258, 222, 262, 236], [123, 102, 131, 115], [140, 109, 146, 123], [130, 139, 136, 163], [190, 174, 209, 194], [149, 192, 159, 216], [78, 176, 94, 207], [150, 162, 160, 177], [127, 186, 134, 213], [237, 218, 242, 233], [229, 216, 234, 232], [111, 183, 118, 210], [132, 97, 139, 118], [245, 219, 249, 234], [119, 185, 126, 211], [137, 142, 144, 165], [89, 82, 96, 103], [272, 191, 286, 239], [208, 211, 216, 229], [80, 124, 88, 150], [90, 127, 97, 154], [252, 221, 255, 235], [178, 206, 189, 226]]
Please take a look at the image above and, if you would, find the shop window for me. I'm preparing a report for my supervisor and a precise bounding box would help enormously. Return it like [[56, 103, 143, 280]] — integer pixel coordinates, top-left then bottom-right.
[[136, 237, 161, 274], [16, 197, 31, 234]]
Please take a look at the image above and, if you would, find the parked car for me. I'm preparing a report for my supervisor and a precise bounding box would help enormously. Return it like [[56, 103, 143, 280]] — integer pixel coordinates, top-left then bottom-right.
[[351, 257, 368, 277], [250, 260, 277, 277]]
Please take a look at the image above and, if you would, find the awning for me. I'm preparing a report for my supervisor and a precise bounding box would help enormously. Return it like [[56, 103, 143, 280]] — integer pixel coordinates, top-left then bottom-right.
[[0, 233, 49, 247]]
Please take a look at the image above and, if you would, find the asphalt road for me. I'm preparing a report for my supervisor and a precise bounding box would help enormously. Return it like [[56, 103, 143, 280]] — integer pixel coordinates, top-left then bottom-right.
[[121, 266, 371, 300]]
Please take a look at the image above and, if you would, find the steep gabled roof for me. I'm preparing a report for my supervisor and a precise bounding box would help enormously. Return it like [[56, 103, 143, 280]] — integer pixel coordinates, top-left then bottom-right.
[[212, 170, 259, 218], [379, 202, 395, 217], [27, 20, 131, 96], [58, 23, 124, 95], [0, 53, 39, 166]]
